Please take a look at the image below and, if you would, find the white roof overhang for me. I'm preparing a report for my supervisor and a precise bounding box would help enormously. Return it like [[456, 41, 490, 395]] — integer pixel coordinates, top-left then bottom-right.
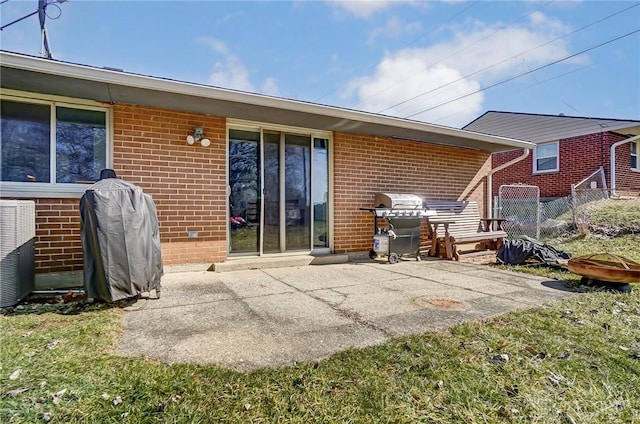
[[1, 51, 534, 153]]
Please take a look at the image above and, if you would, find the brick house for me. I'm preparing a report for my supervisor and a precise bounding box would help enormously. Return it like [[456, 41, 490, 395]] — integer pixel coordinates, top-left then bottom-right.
[[0, 51, 533, 288], [464, 111, 640, 200]]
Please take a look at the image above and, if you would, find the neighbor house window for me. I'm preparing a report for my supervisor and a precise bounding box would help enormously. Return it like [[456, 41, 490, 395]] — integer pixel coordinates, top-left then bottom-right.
[[632, 141, 638, 170], [533, 142, 559, 173], [1, 95, 109, 188]]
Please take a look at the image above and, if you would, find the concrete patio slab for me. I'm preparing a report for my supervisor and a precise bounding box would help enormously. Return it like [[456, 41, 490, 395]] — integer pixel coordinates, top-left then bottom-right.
[[120, 260, 576, 371]]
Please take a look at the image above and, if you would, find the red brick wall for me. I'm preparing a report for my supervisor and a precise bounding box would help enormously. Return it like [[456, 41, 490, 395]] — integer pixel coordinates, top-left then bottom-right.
[[31, 103, 228, 273], [491, 132, 638, 198], [34, 199, 83, 273], [615, 139, 640, 192], [333, 132, 490, 253], [28, 106, 494, 273], [112, 104, 228, 266]]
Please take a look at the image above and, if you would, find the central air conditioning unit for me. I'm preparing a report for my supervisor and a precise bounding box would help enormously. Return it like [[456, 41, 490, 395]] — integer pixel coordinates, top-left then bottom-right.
[[0, 200, 36, 307]]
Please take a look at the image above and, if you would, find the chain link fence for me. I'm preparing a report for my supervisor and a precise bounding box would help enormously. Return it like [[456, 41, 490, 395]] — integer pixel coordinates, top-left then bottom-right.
[[498, 179, 639, 240], [497, 184, 540, 239], [539, 196, 572, 237]]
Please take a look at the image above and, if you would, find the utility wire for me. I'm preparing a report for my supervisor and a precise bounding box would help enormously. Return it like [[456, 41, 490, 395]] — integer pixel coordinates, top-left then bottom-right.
[[349, 0, 488, 108], [429, 64, 592, 125], [356, 1, 552, 110], [401, 1, 480, 51], [378, 2, 639, 115], [403, 27, 640, 119], [311, 1, 480, 104]]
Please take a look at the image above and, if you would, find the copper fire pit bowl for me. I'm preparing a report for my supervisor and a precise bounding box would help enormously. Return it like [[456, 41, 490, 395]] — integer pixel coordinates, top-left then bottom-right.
[[568, 253, 640, 283]]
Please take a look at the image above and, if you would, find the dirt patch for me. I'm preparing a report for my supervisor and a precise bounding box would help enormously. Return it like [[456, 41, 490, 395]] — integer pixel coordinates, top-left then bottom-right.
[[413, 297, 469, 310], [459, 252, 497, 265]]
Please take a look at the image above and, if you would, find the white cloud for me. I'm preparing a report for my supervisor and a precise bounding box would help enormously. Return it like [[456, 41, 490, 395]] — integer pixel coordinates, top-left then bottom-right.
[[197, 36, 280, 96], [368, 16, 422, 44], [348, 55, 484, 127], [261, 77, 281, 97], [208, 55, 254, 92], [529, 11, 572, 33], [347, 16, 581, 127], [328, 0, 398, 18], [196, 36, 229, 55]]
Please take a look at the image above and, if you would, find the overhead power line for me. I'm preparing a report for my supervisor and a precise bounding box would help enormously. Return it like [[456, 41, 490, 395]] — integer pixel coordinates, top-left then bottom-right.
[[311, 1, 481, 104], [378, 2, 639, 115], [349, 0, 490, 108], [0, 0, 66, 58], [402, 27, 640, 119], [355, 1, 552, 111], [429, 63, 593, 125]]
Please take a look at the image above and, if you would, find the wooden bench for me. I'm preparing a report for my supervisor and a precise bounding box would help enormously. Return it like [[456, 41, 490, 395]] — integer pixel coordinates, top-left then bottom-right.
[[425, 200, 507, 260]]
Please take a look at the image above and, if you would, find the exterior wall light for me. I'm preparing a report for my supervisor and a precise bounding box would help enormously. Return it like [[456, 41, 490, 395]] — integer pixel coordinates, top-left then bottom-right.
[[186, 127, 210, 147]]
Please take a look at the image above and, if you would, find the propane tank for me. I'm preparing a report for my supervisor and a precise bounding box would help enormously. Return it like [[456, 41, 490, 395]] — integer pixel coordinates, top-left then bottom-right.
[[373, 231, 390, 254]]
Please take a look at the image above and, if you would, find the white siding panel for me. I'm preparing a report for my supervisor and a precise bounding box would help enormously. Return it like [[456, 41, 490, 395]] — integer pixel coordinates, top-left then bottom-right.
[[464, 112, 640, 144]]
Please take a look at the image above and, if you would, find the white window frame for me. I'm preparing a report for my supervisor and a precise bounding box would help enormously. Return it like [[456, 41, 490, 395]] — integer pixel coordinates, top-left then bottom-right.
[[0, 89, 113, 198], [631, 141, 639, 171], [533, 141, 559, 174]]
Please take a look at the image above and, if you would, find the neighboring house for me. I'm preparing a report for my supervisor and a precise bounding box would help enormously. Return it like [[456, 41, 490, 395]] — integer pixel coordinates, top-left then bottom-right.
[[0, 51, 533, 287], [464, 111, 640, 200]]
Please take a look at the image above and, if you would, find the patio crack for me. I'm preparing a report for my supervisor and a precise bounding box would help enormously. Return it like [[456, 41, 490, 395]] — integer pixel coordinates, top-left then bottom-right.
[[260, 270, 393, 337], [357, 262, 564, 308]]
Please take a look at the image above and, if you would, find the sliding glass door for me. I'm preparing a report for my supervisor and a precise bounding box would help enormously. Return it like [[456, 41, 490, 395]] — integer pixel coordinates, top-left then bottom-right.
[[228, 127, 329, 255]]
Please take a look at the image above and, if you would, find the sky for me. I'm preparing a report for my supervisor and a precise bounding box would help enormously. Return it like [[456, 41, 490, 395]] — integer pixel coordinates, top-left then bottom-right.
[[1, 0, 639, 128]]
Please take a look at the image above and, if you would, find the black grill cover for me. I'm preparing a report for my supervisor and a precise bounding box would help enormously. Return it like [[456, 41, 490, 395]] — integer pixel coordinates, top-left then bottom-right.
[[80, 178, 162, 302], [497, 238, 570, 266]]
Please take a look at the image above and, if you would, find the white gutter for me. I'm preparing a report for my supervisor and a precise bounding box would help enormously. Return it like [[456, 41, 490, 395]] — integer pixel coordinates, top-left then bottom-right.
[[610, 134, 640, 197], [486, 148, 531, 219]]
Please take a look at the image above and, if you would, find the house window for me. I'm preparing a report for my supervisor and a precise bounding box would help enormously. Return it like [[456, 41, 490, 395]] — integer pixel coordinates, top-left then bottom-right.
[[1, 96, 109, 190], [632, 141, 638, 170], [533, 142, 558, 173]]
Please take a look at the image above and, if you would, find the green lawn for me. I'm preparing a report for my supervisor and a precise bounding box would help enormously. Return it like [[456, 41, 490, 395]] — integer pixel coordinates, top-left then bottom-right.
[[580, 198, 640, 235], [2, 289, 639, 423], [2, 227, 639, 422]]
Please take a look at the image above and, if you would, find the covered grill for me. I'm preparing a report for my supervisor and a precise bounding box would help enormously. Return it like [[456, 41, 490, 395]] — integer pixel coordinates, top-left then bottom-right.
[[360, 193, 436, 263]]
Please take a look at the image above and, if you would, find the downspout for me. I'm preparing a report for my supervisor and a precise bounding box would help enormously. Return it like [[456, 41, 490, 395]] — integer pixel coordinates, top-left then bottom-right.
[[610, 134, 640, 197], [487, 148, 531, 219]]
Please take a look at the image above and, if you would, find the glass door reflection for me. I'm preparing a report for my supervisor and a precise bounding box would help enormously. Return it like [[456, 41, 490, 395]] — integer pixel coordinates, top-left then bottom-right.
[[228, 129, 260, 254], [262, 132, 280, 253], [313, 138, 329, 249], [285, 134, 311, 251]]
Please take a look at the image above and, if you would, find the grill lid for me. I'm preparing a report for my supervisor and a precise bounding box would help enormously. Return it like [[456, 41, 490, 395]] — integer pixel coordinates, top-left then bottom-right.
[[374, 193, 423, 209]]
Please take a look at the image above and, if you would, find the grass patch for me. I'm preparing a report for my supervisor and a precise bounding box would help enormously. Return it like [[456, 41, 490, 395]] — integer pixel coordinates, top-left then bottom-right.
[[583, 198, 640, 235], [553, 233, 640, 261], [2, 287, 640, 422]]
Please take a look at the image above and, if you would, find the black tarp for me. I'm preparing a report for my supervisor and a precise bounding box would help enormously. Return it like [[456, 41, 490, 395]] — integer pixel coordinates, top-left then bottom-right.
[[80, 175, 162, 302], [497, 237, 570, 266]]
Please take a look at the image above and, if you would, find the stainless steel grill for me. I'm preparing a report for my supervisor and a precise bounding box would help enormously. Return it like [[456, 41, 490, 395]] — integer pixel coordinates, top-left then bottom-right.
[[360, 193, 436, 263], [374, 193, 422, 208], [369, 193, 434, 217]]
